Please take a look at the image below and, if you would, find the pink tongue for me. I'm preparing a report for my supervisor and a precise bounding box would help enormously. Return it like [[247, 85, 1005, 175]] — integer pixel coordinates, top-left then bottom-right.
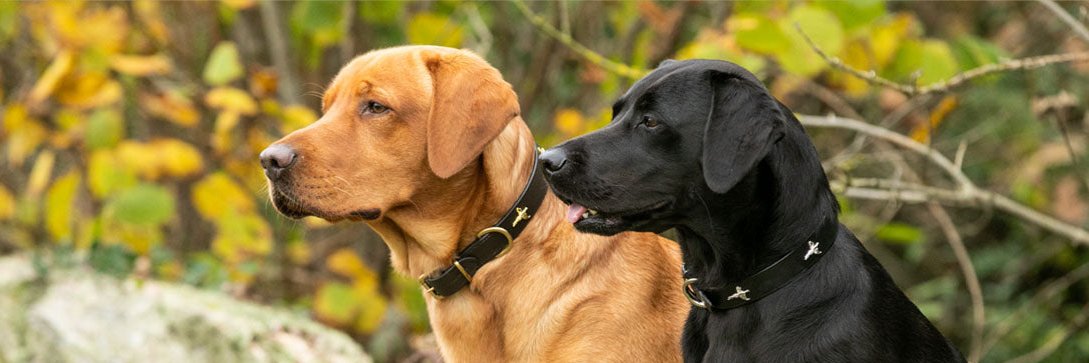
[[566, 203, 588, 224]]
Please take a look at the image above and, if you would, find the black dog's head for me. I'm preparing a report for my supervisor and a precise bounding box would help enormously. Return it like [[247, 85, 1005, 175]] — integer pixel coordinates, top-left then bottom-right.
[[541, 59, 788, 236]]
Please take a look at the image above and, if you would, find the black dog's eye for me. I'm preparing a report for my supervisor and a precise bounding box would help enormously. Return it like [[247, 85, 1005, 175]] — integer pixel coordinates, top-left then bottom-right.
[[362, 101, 390, 115], [641, 115, 660, 129]]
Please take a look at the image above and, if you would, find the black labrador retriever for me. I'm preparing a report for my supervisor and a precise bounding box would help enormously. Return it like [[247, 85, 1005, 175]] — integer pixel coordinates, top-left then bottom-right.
[[539, 59, 965, 362]]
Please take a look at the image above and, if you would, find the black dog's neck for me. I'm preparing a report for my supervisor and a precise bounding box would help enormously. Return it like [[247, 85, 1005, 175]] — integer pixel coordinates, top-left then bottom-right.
[[679, 122, 839, 288]]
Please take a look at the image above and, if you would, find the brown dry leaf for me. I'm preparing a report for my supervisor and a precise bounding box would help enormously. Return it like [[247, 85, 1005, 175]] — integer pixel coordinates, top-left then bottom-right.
[[140, 91, 201, 127], [249, 67, 279, 99], [110, 54, 174, 76], [1051, 175, 1088, 224], [911, 95, 958, 143]]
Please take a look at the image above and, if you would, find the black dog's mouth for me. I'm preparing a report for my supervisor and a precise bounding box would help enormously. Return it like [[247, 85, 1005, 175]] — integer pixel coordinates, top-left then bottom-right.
[[559, 196, 671, 236]]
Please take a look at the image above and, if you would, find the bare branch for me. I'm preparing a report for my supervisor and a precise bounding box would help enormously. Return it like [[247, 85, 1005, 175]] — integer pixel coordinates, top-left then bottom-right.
[[511, 0, 647, 79], [802, 114, 1089, 247], [259, 1, 301, 105], [794, 23, 1089, 96], [1038, 0, 1089, 45], [927, 203, 984, 363]]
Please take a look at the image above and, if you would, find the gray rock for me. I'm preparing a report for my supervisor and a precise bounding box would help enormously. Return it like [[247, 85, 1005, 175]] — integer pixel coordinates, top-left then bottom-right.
[[0, 254, 371, 363]]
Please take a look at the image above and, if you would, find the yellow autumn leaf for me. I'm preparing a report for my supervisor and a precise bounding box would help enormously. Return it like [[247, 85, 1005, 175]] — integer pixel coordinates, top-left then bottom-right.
[[191, 172, 255, 220], [205, 87, 258, 115], [55, 72, 123, 109], [109, 53, 174, 76], [116, 141, 161, 179], [554, 108, 585, 136], [45, 171, 80, 242], [351, 280, 388, 334], [327, 248, 370, 279], [210, 214, 272, 265], [3, 105, 48, 167], [133, 0, 169, 45], [150, 138, 204, 178], [140, 91, 201, 127], [282, 105, 317, 133], [27, 49, 74, 105], [870, 14, 916, 69], [0, 184, 14, 220], [221, 0, 257, 10], [26, 150, 55, 198], [87, 149, 137, 199]]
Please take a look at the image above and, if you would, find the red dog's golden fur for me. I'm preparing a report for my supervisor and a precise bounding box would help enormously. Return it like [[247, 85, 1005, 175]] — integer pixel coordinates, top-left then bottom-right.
[[265, 46, 687, 362]]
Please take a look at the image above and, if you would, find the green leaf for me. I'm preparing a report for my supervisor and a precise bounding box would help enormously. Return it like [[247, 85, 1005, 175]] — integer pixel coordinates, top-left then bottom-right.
[[291, 0, 347, 48], [818, 0, 886, 33], [779, 5, 845, 76], [951, 35, 1007, 70], [885, 39, 960, 86], [202, 42, 244, 86], [314, 282, 358, 326], [106, 184, 175, 226], [85, 108, 125, 149], [406, 12, 464, 48], [732, 13, 792, 56], [0, 1, 17, 47], [359, 0, 404, 25], [875, 222, 924, 244]]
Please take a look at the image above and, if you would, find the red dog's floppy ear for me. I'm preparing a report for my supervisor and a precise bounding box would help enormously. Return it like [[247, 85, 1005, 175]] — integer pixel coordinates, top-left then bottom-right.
[[424, 49, 520, 179]]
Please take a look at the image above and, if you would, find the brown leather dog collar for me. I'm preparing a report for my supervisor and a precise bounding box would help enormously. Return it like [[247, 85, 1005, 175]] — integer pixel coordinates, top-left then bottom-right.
[[418, 148, 549, 298]]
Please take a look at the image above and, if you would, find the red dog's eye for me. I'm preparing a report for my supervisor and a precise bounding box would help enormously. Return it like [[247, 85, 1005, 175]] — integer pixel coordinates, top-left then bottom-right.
[[363, 101, 389, 115]]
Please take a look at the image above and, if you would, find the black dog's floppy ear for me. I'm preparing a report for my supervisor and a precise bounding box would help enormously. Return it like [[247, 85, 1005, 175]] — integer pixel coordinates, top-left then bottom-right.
[[658, 59, 678, 68], [702, 70, 781, 194]]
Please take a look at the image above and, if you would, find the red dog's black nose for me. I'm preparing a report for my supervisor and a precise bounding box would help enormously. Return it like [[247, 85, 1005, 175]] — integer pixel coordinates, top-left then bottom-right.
[[259, 144, 297, 179], [539, 148, 568, 174]]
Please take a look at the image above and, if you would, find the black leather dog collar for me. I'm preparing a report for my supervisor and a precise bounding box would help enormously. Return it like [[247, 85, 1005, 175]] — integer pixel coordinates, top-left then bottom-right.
[[683, 219, 840, 310], [418, 148, 548, 298]]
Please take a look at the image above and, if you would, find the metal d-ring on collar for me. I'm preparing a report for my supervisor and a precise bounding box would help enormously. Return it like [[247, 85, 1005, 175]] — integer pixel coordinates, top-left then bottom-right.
[[681, 219, 839, 310], [418, 147, 549, 299]]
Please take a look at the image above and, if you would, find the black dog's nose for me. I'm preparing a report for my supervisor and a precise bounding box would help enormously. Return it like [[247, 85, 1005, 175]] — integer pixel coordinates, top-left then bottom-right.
[[259, 144, 297, 179], [539, 148, 568, 173]]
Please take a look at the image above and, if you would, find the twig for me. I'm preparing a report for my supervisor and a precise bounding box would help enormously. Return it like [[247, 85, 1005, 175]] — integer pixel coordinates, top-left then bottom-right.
[[259, 0, 301, 105], [802, 114, 1089, 247], [927, 203, 984, 363], [794, 23, 1089, 96], [511, 0, 647, 79], [1038, 0, 1089, 45]]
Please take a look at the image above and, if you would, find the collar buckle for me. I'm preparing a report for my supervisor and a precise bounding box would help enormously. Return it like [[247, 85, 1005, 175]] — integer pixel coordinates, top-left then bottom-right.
[[683, 278, 710, 309]]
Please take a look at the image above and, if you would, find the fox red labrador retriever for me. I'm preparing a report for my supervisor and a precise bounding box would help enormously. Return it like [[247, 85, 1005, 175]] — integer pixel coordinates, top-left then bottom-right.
[[260, 46, 687, 362]]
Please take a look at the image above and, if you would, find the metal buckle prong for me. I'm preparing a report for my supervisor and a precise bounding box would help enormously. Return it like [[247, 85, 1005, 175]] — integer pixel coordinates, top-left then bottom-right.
[[683, 278, 709, 309], [453, 260, 473, 282]]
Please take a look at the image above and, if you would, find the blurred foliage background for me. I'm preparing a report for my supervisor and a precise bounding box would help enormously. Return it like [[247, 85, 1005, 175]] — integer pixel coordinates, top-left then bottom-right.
[[2, 1, 1089, 362]]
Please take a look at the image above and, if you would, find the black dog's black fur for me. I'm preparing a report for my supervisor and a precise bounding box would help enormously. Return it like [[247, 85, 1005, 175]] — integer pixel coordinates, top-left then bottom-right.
[[541, 60, 965, 362]]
